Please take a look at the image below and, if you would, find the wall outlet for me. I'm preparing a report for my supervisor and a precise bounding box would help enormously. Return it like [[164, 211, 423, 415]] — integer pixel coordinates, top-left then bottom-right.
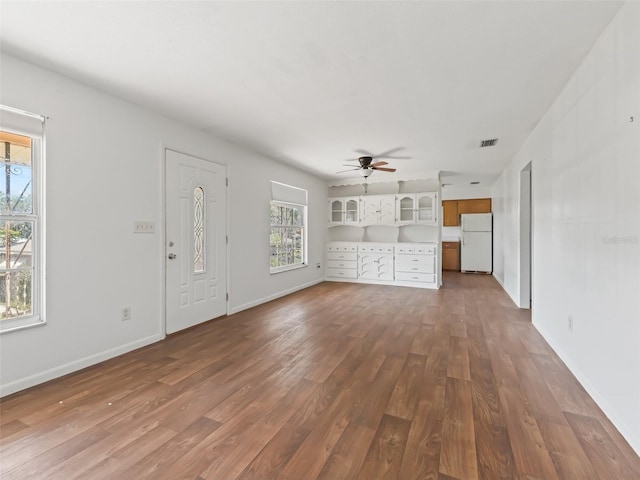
[[568, 315, 574, 333], [122, 306, 131, 321]]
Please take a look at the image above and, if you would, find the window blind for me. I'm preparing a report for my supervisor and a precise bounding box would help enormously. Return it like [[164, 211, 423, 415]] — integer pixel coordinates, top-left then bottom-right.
[[0, 105, 45, 137], [270, 181, 307, 206]]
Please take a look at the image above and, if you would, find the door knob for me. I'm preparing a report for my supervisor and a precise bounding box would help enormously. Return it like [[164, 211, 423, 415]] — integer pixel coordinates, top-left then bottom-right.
[[168, 253, 177, 259]]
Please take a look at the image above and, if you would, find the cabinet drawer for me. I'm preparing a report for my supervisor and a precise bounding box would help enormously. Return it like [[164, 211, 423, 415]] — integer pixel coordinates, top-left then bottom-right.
[[327, 260, 357, 269], [326, 252, 357, 261], [395, 255, 433, 267], [417, 245, 436, 255], [326, 244, 357, 253], [326, 268, 358, 279], [395, 245, 436, 255], [395, 272, 436, 283], [395, 263, 435, 274], [358, 245, 393, 254]]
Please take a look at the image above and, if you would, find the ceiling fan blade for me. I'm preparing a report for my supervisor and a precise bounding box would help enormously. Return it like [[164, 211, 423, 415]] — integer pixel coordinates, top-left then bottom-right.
[[354, 149, 374, 157], [342, 163, 360, 166], [371, 167, 396, 172], [372, 147, 404, 158], [336, 168, 360, 173], [370, 161, 388, 167]]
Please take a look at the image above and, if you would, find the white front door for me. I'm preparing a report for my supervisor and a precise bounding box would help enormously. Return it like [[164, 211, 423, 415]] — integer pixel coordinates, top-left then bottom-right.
[[165, 149, 227, 334]]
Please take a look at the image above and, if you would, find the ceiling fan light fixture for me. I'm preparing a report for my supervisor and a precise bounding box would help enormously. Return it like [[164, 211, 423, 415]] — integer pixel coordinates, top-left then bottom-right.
[[360, 168, 373, 178]]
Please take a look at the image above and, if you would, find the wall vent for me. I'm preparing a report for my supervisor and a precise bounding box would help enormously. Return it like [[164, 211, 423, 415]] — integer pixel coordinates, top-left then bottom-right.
[[480, 138, 498, 148]]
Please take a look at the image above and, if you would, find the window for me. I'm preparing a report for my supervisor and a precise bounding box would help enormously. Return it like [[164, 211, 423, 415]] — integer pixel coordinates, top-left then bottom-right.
[[270, 181, 307, 273], [0, 105, 45, 333]]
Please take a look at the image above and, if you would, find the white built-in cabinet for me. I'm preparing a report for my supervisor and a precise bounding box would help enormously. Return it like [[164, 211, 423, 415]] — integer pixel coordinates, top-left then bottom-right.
[[326, 241, 438, 289], [327, 179, 442, 289], [395, 193, 437, 225], [327, 192, 438, 227], [360, 195, 396, 225], [358, 244, 394, 281], [328, 197, 360, 225]]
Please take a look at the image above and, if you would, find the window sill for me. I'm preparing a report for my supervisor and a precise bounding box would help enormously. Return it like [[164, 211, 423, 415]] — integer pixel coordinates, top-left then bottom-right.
[[270, 263, 307, 275], [0, 316, 46, 334]]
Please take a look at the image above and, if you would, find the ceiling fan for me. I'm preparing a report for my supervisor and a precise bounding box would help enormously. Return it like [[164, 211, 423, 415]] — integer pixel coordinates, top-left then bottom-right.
[[337, 156, 397, 178]]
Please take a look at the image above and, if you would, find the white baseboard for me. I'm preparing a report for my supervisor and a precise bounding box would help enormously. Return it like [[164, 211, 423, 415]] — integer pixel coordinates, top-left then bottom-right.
[[534, 323, 640, 456], [0, 333, 164, 398], [493, 272, 520, 307], [229, 278, 324, 315]]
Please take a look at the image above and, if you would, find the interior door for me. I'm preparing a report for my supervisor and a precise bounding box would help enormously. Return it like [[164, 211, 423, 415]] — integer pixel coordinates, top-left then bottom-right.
[[165, 149, 227, 334]]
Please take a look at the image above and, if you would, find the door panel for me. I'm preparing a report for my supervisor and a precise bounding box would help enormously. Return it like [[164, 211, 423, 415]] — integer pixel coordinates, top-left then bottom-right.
[[166, 149, 226, 334]]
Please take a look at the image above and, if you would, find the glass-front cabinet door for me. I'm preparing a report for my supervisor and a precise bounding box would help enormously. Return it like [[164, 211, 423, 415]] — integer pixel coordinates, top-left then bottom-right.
[[416, 193, 437, 225], [395, 192, 438, 225], [329, 198, 344, 225], [344, 198, 359, 224], [329, 197, 360, 225], [396, 195, 415, 224]]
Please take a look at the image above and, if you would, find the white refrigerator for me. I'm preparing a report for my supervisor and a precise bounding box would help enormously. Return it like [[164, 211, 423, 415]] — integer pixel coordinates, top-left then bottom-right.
[[460, 213, 492, 273]]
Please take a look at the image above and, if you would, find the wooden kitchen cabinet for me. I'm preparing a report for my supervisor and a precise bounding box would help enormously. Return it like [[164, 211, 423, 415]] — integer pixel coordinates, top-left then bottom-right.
[[442, 198, 491, 226], [442, 241, 460, 271], [442, 200, 459, 226], [457, 198, 492, 214]]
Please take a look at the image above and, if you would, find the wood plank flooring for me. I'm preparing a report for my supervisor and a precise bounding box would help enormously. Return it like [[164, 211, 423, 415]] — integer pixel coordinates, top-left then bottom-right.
[[1, 273, 639, 479]]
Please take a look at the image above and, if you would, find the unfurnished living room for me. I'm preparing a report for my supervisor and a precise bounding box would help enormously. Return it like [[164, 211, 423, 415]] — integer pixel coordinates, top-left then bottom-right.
[[0, 1, 639, 479]]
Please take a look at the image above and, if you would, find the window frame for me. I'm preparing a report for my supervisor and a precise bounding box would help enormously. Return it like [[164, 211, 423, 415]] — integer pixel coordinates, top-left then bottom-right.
[[0, 111, 45, 334], [269, 200, 307, 274]]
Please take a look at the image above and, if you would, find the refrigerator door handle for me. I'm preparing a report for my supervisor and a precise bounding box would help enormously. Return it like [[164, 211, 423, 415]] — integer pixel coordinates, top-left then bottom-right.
[[461, 232, 464, 246]]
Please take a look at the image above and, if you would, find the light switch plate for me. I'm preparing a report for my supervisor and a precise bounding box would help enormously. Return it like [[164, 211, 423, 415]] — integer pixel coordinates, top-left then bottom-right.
[[134, 221, 155, 233]]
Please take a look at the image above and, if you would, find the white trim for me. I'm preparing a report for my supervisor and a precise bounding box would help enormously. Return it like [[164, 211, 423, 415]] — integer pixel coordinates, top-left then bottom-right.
[[228, 278, 324, 315], [492, 272, 520, 307], [0, 104, 46, 122], [534, 323, 640, 456], [0, 124, 45, 333], [0, 333, 164, 398]]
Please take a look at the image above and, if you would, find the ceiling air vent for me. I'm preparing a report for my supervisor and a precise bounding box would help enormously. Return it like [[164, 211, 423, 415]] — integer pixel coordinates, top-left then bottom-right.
[[480, 138, 498, 148]]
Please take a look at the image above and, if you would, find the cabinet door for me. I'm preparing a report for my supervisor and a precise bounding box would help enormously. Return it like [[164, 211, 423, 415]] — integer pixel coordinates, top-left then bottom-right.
[[360, 197, 379, 225], [416, 193, 437, 225], [329, 198, 344, 224], [458, 198, 491, 214], [442, 242, 460, 271], [344, 197, 359, 224], [442, 200, 459, 226], [378, 255, 394, 280], [378, 195, 396, 224], [396, 195, 415, 224]]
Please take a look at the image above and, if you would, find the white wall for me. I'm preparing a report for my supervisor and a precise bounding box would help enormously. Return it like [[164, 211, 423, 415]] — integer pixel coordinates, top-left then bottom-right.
[[0, 53, 327, 396], [493, 2, 640, 454]]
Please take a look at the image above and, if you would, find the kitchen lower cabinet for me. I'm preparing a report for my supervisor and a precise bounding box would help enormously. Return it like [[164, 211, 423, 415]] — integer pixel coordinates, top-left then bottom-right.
[[326, 242, 438, 289], [394, 244, 437, 287], [442, 241, 460, 271], [325, 242, 358, 279], [358, 244, 394, 281]]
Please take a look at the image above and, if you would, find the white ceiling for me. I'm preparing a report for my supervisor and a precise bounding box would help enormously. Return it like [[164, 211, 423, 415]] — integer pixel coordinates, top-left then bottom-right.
[[0, 1, 622, 186]]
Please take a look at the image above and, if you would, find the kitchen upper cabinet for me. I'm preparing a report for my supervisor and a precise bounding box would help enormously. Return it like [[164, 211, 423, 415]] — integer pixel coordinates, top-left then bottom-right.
[[361, 195, 396, 225], [457, 198, 492, 214], [442, 198, 491, 226], [328, 197, 360, 225], [442, 200, 459, 226], [396, 193, 438, 225]]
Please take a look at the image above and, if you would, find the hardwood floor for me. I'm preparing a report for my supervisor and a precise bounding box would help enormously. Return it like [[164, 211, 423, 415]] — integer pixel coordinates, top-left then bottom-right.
[[1, 273, 639, 479]]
